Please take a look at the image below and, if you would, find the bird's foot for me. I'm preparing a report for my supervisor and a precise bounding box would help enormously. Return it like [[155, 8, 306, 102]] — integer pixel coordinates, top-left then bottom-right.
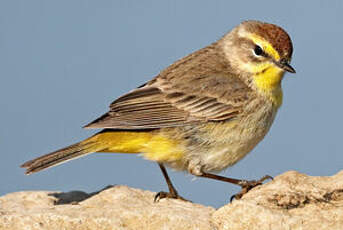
[[154, 191, 189, 202], [230, 175, 273, 202]]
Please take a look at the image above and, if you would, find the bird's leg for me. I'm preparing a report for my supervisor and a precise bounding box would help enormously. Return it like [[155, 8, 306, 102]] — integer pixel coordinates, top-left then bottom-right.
[[154, 163, 188, 202], [200, 172, 272, 201]]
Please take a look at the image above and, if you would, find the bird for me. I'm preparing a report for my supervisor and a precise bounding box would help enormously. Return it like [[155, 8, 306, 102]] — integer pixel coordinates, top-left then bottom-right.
[[21, 20, 295, 201]]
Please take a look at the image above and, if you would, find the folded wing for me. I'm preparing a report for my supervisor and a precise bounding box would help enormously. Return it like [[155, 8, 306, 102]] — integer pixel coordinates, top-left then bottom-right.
[[85, 74, 252, 130]]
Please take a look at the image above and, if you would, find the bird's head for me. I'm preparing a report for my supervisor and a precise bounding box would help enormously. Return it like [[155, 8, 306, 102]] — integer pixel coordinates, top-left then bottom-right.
[[221, 20, 295, 76]]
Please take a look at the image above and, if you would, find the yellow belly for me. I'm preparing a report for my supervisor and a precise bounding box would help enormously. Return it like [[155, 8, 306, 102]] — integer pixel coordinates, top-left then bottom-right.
[[90, 131, 184, 162]]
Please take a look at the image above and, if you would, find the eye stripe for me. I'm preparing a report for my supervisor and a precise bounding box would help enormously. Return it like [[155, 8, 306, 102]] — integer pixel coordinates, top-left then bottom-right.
[[248, 34, 280, 61]]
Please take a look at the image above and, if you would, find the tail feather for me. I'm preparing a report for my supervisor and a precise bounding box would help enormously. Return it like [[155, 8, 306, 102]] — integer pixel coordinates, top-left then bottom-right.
[[21, 140, 102, 175], [21, 130, 152, 175]]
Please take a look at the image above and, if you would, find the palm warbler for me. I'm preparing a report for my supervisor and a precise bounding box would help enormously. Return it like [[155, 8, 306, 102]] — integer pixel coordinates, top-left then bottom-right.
[[21, 20, 295, 201]]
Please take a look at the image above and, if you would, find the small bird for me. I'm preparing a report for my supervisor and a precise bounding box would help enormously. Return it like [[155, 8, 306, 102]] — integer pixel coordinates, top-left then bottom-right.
[[21, 20, 295, 201]]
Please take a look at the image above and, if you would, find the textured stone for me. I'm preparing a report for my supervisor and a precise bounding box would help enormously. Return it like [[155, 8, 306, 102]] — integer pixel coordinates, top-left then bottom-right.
[[1, 171, 343, 230], [0, 185, 215, 230], [213, 170, 343, 230]]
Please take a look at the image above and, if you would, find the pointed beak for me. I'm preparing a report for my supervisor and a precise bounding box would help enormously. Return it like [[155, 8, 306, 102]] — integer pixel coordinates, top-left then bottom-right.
[[276, 59, 296, 73]]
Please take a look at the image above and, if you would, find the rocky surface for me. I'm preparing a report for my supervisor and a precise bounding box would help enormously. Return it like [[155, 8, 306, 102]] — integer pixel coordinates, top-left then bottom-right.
[[213, 170, 343, 230], [1, 170, 343, 230]]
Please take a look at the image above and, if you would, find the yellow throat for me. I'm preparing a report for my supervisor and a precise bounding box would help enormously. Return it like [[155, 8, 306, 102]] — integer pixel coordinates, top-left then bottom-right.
[[248, 34, 286, 107], [253, 65, 284, 107]]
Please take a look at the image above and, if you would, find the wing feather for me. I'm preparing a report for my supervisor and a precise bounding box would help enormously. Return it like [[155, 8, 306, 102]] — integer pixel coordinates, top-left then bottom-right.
[[84, 45, 254, 130], [85, 78, 251, 130]]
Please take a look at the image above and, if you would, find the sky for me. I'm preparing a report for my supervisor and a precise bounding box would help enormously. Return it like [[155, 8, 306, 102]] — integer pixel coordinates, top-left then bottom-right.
[[1, 0, 343, 208]]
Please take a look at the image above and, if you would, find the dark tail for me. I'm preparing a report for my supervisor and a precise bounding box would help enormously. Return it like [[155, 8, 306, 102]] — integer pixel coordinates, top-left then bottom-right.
[[21, 140, 101, 175]]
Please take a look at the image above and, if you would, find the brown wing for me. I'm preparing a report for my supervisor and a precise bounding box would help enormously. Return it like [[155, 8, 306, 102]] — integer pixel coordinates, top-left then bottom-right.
[[84, 44, 254, 130], [84, 76, 252, 130], [84, 87, 191, 129]]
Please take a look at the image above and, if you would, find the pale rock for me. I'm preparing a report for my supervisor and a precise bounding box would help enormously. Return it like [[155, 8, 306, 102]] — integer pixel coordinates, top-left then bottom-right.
[[213, 170, 343, 230], [1, 171, 343, 230], [0, 186, 215, 230]]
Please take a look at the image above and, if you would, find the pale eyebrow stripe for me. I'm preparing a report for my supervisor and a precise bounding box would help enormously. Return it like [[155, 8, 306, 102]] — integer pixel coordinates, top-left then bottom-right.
[[249, 34, 280, 61]]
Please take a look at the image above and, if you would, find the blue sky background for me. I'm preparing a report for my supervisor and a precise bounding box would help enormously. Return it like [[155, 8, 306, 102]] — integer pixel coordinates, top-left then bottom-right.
[[1, 0, 343, 208]]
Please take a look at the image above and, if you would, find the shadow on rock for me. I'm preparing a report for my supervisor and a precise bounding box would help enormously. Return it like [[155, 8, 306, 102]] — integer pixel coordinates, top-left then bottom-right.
[[49, 185, 115, 205]]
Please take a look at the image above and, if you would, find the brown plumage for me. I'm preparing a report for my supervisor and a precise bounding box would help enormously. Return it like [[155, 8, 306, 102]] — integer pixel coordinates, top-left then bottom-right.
[[85, 44, 253, 129]]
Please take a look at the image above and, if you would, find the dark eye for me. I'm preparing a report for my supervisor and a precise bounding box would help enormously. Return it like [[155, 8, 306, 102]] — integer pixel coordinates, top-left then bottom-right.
[[254, 45, 263, 56]]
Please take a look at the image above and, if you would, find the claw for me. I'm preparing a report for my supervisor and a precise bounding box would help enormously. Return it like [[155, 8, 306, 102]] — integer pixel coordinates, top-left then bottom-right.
[[154, 191, 167, 202], [230, 175, 273, 202], [258, 175, 273, 183], [154, 191, 189, 202]]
